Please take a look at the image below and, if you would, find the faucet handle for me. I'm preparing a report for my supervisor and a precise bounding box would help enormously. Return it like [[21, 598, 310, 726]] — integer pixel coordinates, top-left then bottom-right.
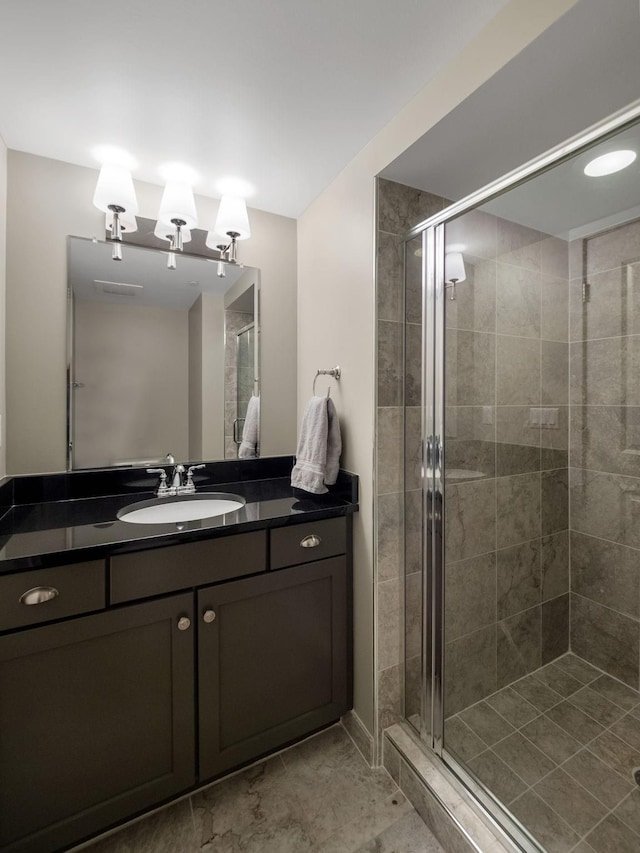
[[147, 468, 169, 497], [146, 468, 167, 476], [187, 464, 206, 476]]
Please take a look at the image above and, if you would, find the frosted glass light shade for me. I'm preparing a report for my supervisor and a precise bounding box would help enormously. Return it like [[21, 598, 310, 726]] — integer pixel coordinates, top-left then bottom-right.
[[158, 181, 198, 229], [205, 231, 228, 250], [93, 163, 138, 214], [445, 252, 466, 283], [214, 196, 250, 239], [154, 220, 191, 244], [106, 211, 137, 233]]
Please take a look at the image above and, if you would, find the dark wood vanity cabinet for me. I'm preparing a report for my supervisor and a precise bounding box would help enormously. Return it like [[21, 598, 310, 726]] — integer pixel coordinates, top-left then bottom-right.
[[0, 516, 352, 853], [0, 593, 195, 853]]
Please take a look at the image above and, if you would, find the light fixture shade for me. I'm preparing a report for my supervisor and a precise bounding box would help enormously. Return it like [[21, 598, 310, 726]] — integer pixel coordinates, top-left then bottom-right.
[[154, 220, 192, 244], [214, 196, 250, 239], [93, 163, 138, 214], [158, 181, 198, 229], [445, 251, 466, 283], [205, 231, 228, 250], [106, 211, 137, 234]]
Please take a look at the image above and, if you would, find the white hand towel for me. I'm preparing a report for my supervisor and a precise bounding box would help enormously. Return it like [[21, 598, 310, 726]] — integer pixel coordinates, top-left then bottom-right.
[[291, 396, 342, 494], [239, 395, 260, 458]]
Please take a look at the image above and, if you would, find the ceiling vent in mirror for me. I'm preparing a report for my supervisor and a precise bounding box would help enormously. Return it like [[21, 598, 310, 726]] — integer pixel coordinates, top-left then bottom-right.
[[93, 279, 144, 297]]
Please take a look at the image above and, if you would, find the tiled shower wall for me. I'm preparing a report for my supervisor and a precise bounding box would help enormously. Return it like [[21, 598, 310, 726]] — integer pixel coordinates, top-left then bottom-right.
[[443, 212, 571, 716], [569, 217, 640, 689], [224, 309, 253, 458]]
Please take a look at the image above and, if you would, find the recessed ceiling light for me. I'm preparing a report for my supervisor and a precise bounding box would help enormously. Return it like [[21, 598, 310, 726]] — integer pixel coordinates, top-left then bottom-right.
[[584, 149, 637, 177]]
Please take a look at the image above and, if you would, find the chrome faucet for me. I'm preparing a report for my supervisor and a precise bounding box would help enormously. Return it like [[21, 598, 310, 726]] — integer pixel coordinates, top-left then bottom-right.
[[147, 463, 205, 497]]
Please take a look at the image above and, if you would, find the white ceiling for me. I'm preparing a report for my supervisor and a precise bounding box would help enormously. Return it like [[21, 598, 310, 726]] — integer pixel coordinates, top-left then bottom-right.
[[0, 0, 511, 218], [382, 0, 640, 235]]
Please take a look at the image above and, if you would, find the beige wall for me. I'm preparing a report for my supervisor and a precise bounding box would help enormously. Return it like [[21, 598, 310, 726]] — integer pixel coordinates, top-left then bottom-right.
[[73, 300, 189, 468], [297, 0, 578, 744], [0, 134, 6, 478], [5, 152, 297, 474]]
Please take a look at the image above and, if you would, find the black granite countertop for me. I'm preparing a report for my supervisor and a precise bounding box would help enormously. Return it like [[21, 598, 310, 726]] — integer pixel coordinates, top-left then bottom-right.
[[0, 458, 358, 573]]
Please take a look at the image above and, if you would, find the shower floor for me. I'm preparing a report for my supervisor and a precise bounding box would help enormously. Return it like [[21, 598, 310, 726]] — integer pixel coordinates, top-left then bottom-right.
[[445, 653, 640, 853]]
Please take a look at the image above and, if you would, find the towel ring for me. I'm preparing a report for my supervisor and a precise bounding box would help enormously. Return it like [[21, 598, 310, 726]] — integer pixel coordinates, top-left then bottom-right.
[[313, 366, 341, 397]]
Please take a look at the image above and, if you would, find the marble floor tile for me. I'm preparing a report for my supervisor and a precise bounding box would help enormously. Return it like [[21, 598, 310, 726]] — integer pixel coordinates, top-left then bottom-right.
[[492, 731, 555, 785], [613, 789, 640, 838], [562, 748, 634, 810], [444, 716, 487, 762], [568, 685, 627, 728], [509, 790, 579, 853], [533, 768, 608, 836], [588, 730, 640, 781], [86, 800, 198, 853], [351, 810, 444, 853], [511, 672, 564, 711], [589, 674, 640, 711], [520, 714, 582, 763], [609, 712, 640, 753], [551, 653, 600, 685], [485, 686, 538, 727], [533, 662, 582, 698], [585, 814, 640, 853], [467, 749, 528, 804], [320, 792, 416, 853], [545, 700, 605, 744], [459, 700, 515, 746]]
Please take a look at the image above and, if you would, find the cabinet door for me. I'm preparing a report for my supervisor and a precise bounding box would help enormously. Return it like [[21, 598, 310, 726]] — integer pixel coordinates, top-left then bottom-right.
[[0, 594, 195, 853], [198, 557, 349, 780]]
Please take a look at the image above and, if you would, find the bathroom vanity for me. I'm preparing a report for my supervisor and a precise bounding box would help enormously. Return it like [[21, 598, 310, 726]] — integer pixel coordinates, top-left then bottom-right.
[[0, 457, 357, 853]]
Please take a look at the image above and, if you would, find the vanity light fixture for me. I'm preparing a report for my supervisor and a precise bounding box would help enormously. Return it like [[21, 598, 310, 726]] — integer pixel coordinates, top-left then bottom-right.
[[210, 196, 251, 264], [154, 220, 192, 270], [157, 164, 199, 252], [584, 149, 637, 177], [92, 148, 139, 261], [444, 251, 466, 301]]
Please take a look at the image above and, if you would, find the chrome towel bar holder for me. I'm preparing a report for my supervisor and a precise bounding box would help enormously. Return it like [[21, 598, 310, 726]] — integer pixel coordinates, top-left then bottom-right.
[[313, 366, 341, 396]]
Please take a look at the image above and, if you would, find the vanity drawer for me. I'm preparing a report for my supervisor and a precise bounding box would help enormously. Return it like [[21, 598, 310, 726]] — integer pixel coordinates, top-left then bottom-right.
[[110, 531, 267, 603], [270, 517, 347, 569], [0, 561, 105, 632]]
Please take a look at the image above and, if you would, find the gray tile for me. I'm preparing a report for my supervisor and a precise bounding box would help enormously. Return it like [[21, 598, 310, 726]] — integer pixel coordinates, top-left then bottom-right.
[[352, 809, 444, 853], [485, 686, 538, 728], [546, 701, 605, 744], [322, 793, 415, 853], [493, 731, 555, 784], [404, 489, 422, 575], [497, 539, 541, 619], [589, 729, 640, 781], [467, 750, 527, 805], [552, 653, 600, 685], [509, 790, 579, 853], [342, 713, 374, 767], [541, 468, 568, 536], [563, 747, 634, 809], [496, 442, 541, 476], [377, 231, 403, 322], [444, 625, 496, 716], [534, 662, 581, 699], [404, 571, 421, 660], [497, 606, 541, 688], [520, 714, 582, 763], [445, 552, 496, 641], [589, 674, 640, 711], [541, 341, 569, 405], [459, 701, 515, 746], [512, 672, 563, 712], [446, 329, 496, 406], [541, 531, 569, 602], [378, 665, 401, 732], [541, 595, 569, 664], [405, 234, 422, 324], [570, 335, 640, 407], [447, 209, 497, 262], [496, 264, 540, 337], [377, 492, 403, 582], [404, 322, 421, 407], [586, 814, 640, 853], [583, 221, 640, 276], [444, 716, 487, 762], [541, 272, 569, 341], [446, 255, 496, 333], [496, 219, 542, 272], [404, 406, 422, 492], [89, 800, 198, 853], [496, 405, 540, 476], [613, 789, 640, 839], [378, 320, 403, 407], [377, 408, 402, 495], [541, 236, 569, 280], [404, 655, 421, 722], [570, 468, 640, 549], [378, 179, 444, 236], [571, 594, 640, 688], [496, 472, 541, 548], [609, 713, 640, 753], [570, 259, 640, 340], [444, 478, 496, 563], [571, 531, 640, 619], [496, 335, 540, 406], [569, 686, 626, 728], [570, 405, 640, 479], [533, 768, 608, 836], [378, 579, 401, 671]]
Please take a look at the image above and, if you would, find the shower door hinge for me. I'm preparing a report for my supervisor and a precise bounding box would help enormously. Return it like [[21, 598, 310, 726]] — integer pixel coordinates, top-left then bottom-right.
[[582, 280, 591, 302]]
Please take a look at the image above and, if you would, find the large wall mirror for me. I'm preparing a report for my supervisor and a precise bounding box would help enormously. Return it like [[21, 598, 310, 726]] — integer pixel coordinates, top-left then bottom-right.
[[67, 234, 260, 470]]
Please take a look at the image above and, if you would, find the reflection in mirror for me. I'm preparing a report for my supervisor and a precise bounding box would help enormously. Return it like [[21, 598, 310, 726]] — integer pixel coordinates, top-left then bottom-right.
[[67, 236, 259, 470]]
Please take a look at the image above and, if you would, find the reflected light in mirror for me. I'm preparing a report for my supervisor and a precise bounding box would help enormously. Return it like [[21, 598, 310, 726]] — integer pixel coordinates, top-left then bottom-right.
[[584, 149, 636, 177]]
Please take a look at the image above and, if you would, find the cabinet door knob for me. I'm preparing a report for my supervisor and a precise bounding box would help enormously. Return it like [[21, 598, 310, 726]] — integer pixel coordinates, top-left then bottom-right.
[[300, 534, 322, 548], [177, 616, 191, 631], [203, 609, 216, 623], [19, 586, 59, 606]]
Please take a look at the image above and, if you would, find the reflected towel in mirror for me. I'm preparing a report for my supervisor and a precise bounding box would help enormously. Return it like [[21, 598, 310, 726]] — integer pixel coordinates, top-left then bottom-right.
[[239, 395, 260, 458], [291, 396, 342, 494]]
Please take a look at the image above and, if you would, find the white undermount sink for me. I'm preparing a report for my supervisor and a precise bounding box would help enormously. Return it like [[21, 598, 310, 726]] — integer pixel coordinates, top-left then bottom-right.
[[117, 493, 246, 524]]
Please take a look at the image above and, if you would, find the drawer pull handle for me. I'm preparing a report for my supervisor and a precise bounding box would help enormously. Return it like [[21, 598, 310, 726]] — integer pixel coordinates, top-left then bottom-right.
[[19, 587, 59, 606], [301, 534, 322, 549], [203, 609, 216, 623], [177, 616, 191, 631]]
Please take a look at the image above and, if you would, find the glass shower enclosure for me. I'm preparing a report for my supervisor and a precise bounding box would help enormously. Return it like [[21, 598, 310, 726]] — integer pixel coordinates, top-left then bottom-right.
[[403, 102, 640, 851]]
